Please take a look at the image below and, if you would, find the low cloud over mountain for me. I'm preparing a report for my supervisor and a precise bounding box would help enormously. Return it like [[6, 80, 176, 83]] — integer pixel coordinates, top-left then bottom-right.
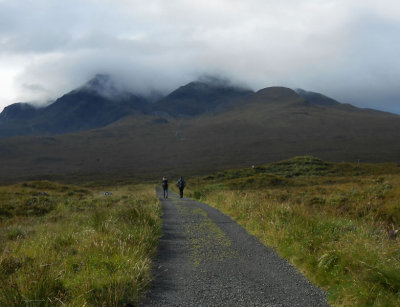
[[1, 1, 400, 114]]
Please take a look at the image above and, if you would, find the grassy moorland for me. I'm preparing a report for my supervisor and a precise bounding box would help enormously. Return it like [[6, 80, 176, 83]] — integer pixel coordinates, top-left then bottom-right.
[[186, 156, 400, 306], [0, 181, 161, 306]]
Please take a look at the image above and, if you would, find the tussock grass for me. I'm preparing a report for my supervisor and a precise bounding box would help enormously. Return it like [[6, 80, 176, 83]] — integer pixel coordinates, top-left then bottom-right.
[[187, 157, 400, 306], [0, 181, 161, 306]]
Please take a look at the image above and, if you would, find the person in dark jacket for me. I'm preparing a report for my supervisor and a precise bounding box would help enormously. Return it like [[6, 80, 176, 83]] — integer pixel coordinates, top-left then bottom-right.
[[162, 176, 168, 198], [176, 177, 186, 198]]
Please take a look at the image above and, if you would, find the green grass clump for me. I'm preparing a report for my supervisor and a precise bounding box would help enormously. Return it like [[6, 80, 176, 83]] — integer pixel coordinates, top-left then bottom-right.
[[0, 182, 161, 306], [205, 156, 399, 182], [186, 157, 400, 306]]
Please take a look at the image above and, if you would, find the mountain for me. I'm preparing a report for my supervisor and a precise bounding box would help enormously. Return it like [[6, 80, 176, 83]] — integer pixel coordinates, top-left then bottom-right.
[[0, 75, 254, 137], [295, 89, 342, 107], [0, 83, 399, 182], [0, 74, 150, 137], [0, 102, 39, 120], [0, 103, 40, 137], [152, 79, 253, 117], [246, 87, 305, 106]]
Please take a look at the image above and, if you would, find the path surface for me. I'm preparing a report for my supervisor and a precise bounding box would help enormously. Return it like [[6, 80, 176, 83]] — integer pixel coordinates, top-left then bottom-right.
[[143, 188, 328, 306]]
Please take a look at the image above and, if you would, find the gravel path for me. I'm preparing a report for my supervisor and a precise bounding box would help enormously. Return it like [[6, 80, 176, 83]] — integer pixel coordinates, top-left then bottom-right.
[[143, 188, 328, 306]]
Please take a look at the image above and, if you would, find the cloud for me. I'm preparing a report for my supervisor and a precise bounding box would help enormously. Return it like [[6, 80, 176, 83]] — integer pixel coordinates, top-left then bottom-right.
[[0, 0, 399, 113]]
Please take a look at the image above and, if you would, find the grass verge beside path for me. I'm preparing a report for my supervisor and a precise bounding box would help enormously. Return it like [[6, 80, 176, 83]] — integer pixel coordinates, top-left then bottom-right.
[[186, 157, 400, 306], [0, 181, 161, 306]]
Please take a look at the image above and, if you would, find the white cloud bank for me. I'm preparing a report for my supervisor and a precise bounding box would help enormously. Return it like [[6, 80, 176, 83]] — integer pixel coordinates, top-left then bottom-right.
[[0, 0, 400, 113]]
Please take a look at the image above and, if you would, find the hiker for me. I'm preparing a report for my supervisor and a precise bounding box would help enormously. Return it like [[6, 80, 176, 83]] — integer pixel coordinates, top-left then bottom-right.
[[176, 177, 186, 198], [162, 176, 168, 198]]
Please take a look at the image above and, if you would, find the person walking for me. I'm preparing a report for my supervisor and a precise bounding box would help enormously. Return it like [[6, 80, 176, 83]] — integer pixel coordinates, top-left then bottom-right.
[[162, 176, 168, 198], [176, 177, 186, 198]]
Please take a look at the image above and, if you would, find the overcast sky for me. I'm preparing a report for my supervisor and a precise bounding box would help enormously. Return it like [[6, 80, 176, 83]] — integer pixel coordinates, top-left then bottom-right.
[[1, 0, 400, 113]]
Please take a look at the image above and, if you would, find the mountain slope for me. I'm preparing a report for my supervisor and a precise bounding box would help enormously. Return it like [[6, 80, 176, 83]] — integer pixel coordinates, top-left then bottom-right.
[[36, 87, 148, 134], [0, 86, 399, 182], [0, 76, 254, 137], [0, 103, 39, 121], [152, 80, 253, 117], [0, 74, 150, 137], [295, 89, 342, 107]]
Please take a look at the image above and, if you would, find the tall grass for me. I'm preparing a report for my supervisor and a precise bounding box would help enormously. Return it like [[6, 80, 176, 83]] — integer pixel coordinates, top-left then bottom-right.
[[187, 157, 400, 306], [0, 181, 161, 306]]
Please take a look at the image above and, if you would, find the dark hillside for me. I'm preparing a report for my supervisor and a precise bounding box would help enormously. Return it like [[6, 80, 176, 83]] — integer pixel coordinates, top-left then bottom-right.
[[248, 87, 305, 106], [0, 103, 40, 137], [0, 103, 38, 121], [296, 89, 341, 107], [0, 76, 253, 137], [152, 81, 253, 117], [0, 74, 150, 137], [36, 89, 148, 134]]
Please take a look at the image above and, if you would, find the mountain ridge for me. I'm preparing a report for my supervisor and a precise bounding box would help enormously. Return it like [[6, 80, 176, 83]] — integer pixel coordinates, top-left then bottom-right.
[[1, 74, 399, 182], [0, 77, 399, 182], [152, 80, 254, 117], [1, 74, 397, 138], [0, 74, 150, 137]]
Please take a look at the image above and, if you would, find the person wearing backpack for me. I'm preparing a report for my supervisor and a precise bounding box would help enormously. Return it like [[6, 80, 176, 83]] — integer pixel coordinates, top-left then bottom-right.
[[162, 176, 168, 198], [176, 177, 186, 198]]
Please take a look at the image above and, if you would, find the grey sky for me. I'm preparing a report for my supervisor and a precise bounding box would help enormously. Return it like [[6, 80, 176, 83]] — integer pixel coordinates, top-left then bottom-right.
[[0, 0, 399, 113]]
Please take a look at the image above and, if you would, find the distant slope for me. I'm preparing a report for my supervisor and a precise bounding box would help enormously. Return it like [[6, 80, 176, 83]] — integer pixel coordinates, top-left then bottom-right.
[[35, 87, 148, 134], [295, 89, 342, 107], [1, 85, 400, 182], [0, 74, 150, 137], [0, 76, 253, 137], [0, 103, 40, 137], [151, 80, 253, 117]]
